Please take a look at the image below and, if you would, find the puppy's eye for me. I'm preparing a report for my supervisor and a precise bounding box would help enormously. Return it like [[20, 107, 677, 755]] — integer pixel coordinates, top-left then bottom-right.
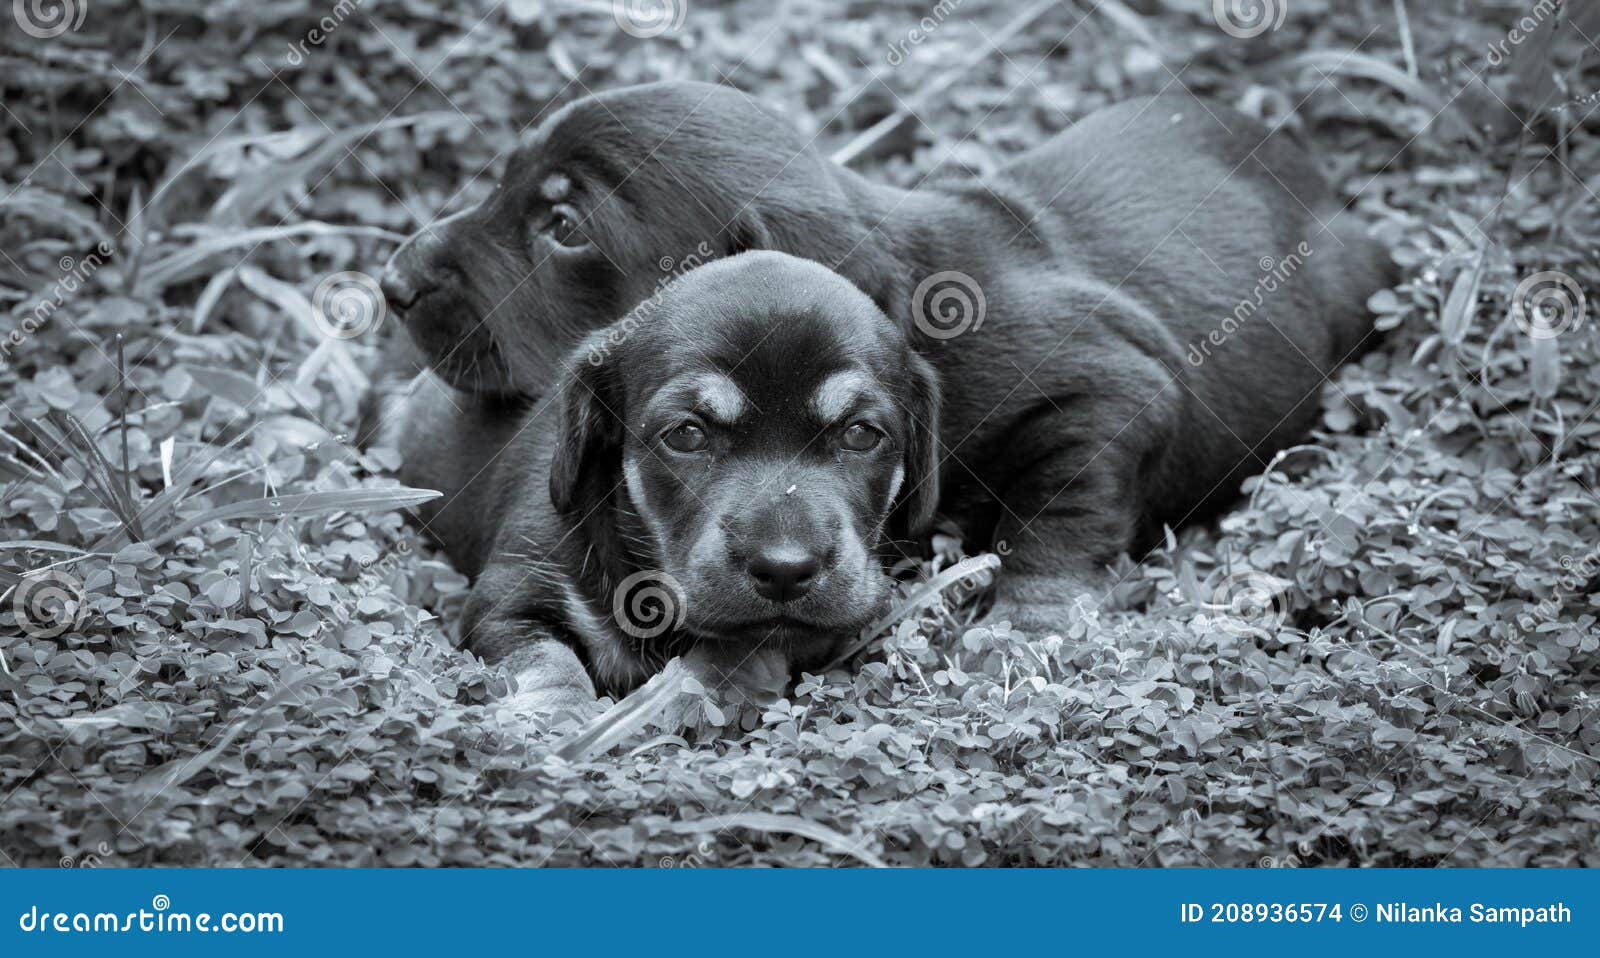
[[662, 421, 709, 453], [838, 422, 882, 452], [542, 204, 589, 249]]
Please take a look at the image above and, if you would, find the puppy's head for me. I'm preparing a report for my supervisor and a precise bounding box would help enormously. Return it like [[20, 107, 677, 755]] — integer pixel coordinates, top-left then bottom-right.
[[550, 252, 938, 663], [381, 81, 894, 397]]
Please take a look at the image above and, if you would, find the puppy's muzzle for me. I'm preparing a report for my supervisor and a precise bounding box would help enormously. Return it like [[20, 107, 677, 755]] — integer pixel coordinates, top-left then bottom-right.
[[380, 257, 432, 312], [745, 541, 825, 603], [380, 207, 474, 317]]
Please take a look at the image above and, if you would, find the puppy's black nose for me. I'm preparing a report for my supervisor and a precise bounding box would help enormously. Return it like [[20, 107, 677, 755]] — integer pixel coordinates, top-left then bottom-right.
[[746, 545, 821, 603], [380, 263, 428, 312]]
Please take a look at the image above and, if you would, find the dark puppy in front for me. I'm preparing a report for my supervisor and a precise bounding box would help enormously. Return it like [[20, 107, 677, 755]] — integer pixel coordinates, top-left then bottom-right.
[[380, 82, 1392, 633], [450, 252, 937, 713]]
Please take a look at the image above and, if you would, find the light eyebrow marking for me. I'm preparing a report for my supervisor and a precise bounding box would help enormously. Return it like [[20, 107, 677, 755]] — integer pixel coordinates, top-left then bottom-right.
[[693, 372, 746, 422], [653, 372, 747, 424], [541, 173, 572, 202], [811, 369, 872, 423]]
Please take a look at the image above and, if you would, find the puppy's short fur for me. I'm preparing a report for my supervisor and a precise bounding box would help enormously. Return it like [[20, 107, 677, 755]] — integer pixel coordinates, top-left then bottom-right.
[[380, 82, 1392, 634], [429, 252, 937, 712]]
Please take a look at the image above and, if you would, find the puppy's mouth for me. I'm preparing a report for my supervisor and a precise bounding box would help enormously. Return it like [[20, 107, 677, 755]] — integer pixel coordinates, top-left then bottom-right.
[[684, 608, 875, 649], [403, 317, 520, 396]]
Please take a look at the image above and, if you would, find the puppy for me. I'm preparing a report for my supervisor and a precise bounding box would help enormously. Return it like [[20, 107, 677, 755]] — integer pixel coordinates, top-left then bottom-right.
[[445, 252, 938, 713], [381, 82, 1392, 632]]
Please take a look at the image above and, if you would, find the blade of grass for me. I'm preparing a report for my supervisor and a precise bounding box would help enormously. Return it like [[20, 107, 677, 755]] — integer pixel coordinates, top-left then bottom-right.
[[824, 553, 1002, 670], [830, 0, 1061, 166], [554, 658, 695, 763], [120, 670, 334, 807], [115, 334, 139, 537], [142, 486, 441, 550], [143, 222, 405, 292], [44, 410, 144, 540], [661, 812, 888, 868]]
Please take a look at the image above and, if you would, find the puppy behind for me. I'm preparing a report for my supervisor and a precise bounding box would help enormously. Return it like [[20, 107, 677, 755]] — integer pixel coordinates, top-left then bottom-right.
[[458, 251, 939, 716]]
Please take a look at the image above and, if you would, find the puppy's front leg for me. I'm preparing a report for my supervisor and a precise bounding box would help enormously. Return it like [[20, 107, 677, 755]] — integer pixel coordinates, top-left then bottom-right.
[[462, 563, 597, 724], [985, 379, 1178, 634]]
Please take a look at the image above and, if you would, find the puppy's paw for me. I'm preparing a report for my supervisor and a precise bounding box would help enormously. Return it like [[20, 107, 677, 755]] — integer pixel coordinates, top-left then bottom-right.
[[498, 657, 600, 730], [500, 682, 601, 726], [683, 643, 790, 705], [987, 573, 1106, 637]]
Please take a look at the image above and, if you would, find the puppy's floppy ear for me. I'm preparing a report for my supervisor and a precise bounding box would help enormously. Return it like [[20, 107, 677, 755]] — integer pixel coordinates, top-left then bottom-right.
[[549, 334, 624, 519], [891, 349, 941, 538]]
